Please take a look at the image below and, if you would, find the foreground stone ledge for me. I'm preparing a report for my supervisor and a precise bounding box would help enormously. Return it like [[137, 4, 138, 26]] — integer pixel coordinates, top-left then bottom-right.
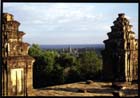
[[28, 81, 138, 97]]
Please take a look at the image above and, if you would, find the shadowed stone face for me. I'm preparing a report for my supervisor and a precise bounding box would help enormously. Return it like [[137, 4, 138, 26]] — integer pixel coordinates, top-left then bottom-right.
[[118, 13, 125, 18], [102, 13, 138, 82]]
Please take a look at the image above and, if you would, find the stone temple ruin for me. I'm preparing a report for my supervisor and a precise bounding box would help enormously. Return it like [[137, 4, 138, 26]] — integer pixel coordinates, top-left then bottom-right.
[[2, 12, 138, 96], [102, 13, 138, 82], [2, 13, 35, 96]]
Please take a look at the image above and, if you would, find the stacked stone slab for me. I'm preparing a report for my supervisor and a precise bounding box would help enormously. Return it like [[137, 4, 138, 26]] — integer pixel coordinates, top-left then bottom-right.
[[102, 13, 138, 82], [2, 13, 35, 96]]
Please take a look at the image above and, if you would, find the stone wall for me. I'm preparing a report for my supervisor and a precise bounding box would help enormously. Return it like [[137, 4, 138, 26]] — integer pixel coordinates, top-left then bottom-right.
[[2, 13, 35, 96]]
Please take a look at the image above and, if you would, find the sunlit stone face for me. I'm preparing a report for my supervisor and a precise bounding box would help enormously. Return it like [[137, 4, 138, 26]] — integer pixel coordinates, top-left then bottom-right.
[[11, 68, 24, 94], [7, 14, 13, 21]]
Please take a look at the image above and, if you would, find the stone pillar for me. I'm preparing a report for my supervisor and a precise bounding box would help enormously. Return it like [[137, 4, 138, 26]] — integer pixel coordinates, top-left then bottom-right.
[[2, 13, 35, 96], [102, 13, 138, 82]]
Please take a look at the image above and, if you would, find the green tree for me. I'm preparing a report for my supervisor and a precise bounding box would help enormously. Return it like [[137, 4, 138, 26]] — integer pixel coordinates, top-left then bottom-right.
[[43, 51, 59, 73], [65, 65, 81, 83], [56, 53, 76, 68], [29, 44, 46, 88], [78, 51, 102, 80], [29, 44, 43, 57], [29, 44, 103, 87], [51, 64, 65, 84]]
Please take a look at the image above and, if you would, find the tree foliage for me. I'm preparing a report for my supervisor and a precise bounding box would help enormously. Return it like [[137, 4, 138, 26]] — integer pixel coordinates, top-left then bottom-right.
[[29, 44, 43, 57], [29, 44, 103, 88], [78, 51, 102, 80]]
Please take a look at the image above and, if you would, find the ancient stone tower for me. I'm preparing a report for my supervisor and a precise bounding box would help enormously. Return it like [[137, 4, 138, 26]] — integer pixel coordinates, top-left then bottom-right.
[[102, 13, 138, 82], [2, 13, 35, 96]]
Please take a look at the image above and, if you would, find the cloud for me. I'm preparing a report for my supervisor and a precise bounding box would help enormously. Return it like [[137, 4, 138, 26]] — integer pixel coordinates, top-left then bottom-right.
[[3, 3, 138, 44]]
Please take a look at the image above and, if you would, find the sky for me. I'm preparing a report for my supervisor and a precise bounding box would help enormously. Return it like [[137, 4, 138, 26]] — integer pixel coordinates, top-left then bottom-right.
[[3, 3, 138, 45]]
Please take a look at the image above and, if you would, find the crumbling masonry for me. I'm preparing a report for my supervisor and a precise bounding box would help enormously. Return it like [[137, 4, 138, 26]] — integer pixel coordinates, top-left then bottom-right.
[[2, 13, 35, 96], [102, 13, 138, 82]]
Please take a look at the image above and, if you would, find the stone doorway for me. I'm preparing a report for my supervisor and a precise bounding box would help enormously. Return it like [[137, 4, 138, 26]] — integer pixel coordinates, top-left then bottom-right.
[[10, 68, 24, 95]]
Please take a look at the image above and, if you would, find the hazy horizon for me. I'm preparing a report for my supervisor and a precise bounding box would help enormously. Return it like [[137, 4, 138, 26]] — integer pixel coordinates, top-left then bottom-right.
[[3, 3, 138, 45], [38, 43, 104, 45], [38, 44, 105, 49]]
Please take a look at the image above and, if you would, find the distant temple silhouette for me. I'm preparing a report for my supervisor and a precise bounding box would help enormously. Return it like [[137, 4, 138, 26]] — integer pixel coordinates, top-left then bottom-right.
[[2, 13, 35, 96], [102, 13, 138, 82]]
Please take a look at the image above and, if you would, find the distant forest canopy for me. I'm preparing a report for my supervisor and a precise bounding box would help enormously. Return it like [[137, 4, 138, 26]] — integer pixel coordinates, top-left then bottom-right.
[[29, 44, 103, 88]]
